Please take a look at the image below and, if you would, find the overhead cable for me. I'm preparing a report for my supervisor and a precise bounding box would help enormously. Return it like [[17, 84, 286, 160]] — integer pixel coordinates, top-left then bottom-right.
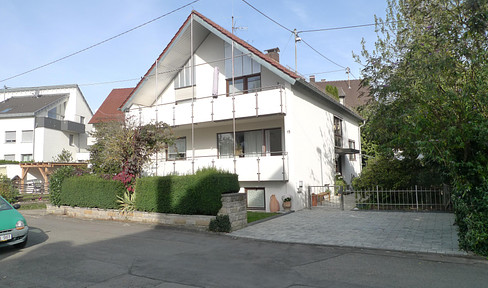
[[0, 0, 200, 83]]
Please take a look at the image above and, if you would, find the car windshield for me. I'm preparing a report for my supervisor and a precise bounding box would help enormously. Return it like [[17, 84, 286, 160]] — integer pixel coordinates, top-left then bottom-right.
[[0, 197, 13, 212]]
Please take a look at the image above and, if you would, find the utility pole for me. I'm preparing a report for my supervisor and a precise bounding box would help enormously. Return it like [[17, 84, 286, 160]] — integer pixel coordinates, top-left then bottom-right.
[[294, 29, 301, 73]]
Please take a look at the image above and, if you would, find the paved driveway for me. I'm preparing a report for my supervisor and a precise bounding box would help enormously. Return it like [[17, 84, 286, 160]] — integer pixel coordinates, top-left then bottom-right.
[[230, 208, 466, 255]]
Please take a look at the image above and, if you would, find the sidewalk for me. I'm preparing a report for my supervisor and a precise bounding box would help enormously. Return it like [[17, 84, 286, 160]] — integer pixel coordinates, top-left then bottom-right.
[[230, 208, 466, 256]]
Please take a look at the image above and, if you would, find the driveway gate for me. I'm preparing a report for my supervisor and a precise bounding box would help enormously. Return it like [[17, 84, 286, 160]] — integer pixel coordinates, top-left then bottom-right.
[[308, 185, 344, 210]]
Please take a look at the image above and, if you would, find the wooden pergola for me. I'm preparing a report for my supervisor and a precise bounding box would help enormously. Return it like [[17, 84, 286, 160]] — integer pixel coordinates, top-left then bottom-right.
[[20, 162, 87, 193]]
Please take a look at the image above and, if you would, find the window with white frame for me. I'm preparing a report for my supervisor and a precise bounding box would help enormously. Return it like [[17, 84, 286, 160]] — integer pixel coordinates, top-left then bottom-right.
[[334, 116, 343, 147], [174, 59, 195, 89], [22, 130, 33, 143], [80, 116, 85, 124], [348, 140, 356, 161], [246, 187, 265, 210], [167, 137, 186, 160], [5, 131, 16, 143], [4, 154, 15, 161], [21, 154, 32, 162], [69, 134, 74, 146]]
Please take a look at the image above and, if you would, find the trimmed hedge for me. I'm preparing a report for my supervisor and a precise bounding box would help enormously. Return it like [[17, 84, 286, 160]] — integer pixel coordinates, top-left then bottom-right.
[[59, 175, 125, 209], [135, 169, 239, 216]]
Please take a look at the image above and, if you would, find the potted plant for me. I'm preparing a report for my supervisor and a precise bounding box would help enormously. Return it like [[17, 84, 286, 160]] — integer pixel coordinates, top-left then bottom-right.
[[282, 195, 292, 211]]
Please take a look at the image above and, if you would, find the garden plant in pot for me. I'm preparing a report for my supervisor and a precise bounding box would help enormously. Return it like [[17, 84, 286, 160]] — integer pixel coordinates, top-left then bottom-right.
[[282, 195, 292, 211]]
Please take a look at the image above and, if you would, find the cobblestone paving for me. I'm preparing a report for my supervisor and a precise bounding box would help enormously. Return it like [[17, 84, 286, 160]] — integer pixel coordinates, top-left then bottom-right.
[[231, 207, 466, 255]]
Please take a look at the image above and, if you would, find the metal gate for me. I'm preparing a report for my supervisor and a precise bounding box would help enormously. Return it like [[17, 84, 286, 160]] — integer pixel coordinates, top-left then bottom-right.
[[308, 185, 344, 210]]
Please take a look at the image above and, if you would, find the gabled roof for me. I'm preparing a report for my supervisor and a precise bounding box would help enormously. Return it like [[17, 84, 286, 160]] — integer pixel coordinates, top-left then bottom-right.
[[0, 94, 67, 118], [120, 11, 362, 121], [89, 88, 133, 124], [121, 10, 300, 110]]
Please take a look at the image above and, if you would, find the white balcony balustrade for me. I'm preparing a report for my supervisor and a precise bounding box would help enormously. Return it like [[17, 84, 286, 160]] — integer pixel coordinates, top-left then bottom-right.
[[152, 153, 288, 182], [134, 86, 286, 126]]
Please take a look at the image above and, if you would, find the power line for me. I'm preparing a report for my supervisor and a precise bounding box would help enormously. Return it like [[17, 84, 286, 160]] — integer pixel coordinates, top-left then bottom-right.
[[241, 0, 293, 33], [0, 0, 200, 83], [303, 69, 345, 76], [299, 23, 376, 33], [300, 38, 346, 69], [298, 20, 398, 34]]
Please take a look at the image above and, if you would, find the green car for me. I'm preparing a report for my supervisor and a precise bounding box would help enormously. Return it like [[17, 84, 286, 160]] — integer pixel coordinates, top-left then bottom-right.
[[0, 195, 28, 248]]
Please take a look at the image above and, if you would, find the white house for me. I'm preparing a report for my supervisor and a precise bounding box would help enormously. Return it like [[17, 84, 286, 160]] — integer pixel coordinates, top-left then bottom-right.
[[0, 84, 93, 183], [121, 11, 362, 211]]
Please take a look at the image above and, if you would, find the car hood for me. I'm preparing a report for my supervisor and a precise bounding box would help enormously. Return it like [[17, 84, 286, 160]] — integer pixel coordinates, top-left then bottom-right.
[[0, 209, 26, 231]]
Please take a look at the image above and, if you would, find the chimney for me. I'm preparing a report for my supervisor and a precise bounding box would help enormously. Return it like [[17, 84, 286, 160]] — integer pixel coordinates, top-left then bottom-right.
[[309, 75, 315, 83], [338, 87, 346, 105], [264, 47, 280, 63]]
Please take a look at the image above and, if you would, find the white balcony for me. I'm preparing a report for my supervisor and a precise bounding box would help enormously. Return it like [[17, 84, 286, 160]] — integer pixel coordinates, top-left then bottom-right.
[[152, 154, 288, 182], [136, 86, 286, 126]]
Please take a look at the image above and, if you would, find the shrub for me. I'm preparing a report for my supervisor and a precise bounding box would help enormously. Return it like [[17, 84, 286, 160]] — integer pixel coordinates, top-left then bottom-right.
[[209, 214, 231, 233], [0, 175, 18, 203], [59, 175, 125, 209], [49, 166, 76, 206], [135, 168, 239, 216]]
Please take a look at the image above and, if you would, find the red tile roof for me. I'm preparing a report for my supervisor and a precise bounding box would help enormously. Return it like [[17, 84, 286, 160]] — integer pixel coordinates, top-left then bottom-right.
[[310, 79, 370, 109], [121, 10, 300, 109], [89, 88, 134, 124]]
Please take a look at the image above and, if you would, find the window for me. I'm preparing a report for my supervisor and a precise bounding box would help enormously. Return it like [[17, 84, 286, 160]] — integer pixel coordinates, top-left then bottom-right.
[[4, 154, 15, 161], [5, 131, 16, 143], [48, 107, 57, 119], [167, 137, 186, 160], [22, 130, 33, 143], [218, 128, 282, 158], [21, 154, 32, 162], [246, 188, 265, 210], [174, 59, 195, 89], [334, 117, 343, 147], [226, 74, 261, 95], [80, 116, 85, 124], [224, 42, 261, 95], [69, 134, 74, 146], [348, 140, 356, 161]]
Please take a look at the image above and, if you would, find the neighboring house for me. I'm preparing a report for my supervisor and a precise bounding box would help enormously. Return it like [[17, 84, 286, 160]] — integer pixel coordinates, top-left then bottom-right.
[[0, 85, 93, 178], [309, 77, 370, 110], [120, 11, 362, 211], [89, 88, 133, 124]]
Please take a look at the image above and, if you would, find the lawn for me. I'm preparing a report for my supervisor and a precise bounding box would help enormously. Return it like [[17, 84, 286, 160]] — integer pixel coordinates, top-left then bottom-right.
[[247, 211, 279, 223]]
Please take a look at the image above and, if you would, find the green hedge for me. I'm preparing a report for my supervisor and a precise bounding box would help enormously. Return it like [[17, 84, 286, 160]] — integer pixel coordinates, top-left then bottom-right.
[[59, 175, 125, 209], [135, 169, 239, 216]]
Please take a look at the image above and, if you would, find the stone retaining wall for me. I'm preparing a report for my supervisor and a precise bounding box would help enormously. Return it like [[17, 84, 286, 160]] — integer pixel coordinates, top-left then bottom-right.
[[46, 193, 247, 231]]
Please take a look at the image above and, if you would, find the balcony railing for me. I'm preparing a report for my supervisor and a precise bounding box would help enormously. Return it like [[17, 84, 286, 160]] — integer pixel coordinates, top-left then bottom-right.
[[150, 153, 288, 182], [135, 85, 286, 126]]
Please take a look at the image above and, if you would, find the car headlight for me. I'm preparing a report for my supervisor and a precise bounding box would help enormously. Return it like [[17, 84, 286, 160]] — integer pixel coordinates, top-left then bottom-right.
[[16, 220, 25, 230]]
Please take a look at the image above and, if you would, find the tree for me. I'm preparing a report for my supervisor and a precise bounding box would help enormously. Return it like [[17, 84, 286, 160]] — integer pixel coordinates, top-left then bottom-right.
[[89, 118, 174, 177], [356, 0, 488, 255], [52, 149, 73, 162]]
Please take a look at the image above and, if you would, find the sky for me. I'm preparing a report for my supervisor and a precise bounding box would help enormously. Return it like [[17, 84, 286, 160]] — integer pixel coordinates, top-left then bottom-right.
[[1, 0, 388, 112]]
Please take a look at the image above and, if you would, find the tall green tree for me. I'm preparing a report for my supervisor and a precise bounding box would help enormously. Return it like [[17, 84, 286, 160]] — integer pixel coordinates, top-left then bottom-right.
[[356, 0, 488, 255]]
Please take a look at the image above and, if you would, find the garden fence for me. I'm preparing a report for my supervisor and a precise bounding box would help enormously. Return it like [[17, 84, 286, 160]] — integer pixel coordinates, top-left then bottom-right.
[[354, 185, 452, 212]]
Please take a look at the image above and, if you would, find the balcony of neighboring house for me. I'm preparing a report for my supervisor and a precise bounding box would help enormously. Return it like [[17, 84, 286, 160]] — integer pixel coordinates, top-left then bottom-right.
[[135, 85, 287, 127], [36, 114, 85, 134]]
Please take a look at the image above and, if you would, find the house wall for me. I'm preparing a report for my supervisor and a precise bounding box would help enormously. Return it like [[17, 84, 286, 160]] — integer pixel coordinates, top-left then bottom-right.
[[0, 117, 36, 161]]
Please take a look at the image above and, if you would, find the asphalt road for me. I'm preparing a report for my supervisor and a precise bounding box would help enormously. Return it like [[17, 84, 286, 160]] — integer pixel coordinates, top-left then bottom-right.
[[0, 213, 487, 288]]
